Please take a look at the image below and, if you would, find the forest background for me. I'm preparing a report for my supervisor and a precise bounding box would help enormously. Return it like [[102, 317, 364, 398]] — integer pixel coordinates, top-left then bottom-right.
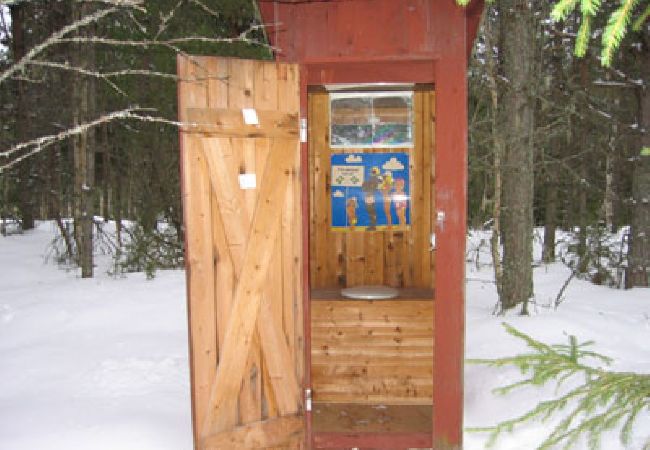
[[0, 0, 648, 313]]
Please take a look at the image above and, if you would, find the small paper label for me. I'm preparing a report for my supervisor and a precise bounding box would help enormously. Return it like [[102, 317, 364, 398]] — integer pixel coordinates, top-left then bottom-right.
[[300, 118, 307, 143], [242, 108, 259, 126], [238, 173, 256, 190]]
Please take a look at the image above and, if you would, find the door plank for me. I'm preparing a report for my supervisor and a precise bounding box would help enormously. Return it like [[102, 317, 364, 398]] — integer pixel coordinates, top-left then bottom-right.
[[201, 138, 298, 437], [186, 108, 299, 139], [182, 138, 217, 433], [202, 415, 303, 449], [202, 138, 250, 269], [203, 137, 301, 419]]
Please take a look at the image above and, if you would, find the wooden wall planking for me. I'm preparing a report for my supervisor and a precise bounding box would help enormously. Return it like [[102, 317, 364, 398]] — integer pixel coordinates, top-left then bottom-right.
[[311, 300, 433, 405], [179, 56, 303, 445], [308, 90, 435, 290]]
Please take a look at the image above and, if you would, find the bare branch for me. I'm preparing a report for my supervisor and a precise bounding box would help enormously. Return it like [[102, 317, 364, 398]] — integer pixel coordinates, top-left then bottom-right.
[[0, 108, 228, 173], [25, 59, 230, 83], [55, 32, 274, 51], [26, 60, 130, 97], [1, 108, 142, 171], [189, 0, 221, 19], [154, 0, 184, 40], [0, 3, 143, 85]]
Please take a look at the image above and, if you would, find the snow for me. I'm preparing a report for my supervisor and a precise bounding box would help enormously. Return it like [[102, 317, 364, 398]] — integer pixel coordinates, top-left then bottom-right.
[[1, 222, 648, 449], [0, 222, 192, 450]]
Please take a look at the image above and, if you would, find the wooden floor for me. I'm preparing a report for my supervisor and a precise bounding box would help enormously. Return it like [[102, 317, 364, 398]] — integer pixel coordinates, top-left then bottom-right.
[[312, 403, 433, 433]]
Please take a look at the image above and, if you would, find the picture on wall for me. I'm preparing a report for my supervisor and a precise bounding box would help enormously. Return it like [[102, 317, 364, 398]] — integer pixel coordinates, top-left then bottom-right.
[[330, 152, 410, 231]]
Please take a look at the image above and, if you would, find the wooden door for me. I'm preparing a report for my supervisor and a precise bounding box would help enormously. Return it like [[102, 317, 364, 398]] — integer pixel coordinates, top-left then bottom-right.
[[178, 55, 304, 449]]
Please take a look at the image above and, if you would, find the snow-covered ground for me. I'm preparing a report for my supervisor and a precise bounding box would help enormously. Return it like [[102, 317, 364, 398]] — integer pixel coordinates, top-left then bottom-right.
[[0, 222, 648, 449], [464, 231, 650, 450], [0, 222, 192, 450]]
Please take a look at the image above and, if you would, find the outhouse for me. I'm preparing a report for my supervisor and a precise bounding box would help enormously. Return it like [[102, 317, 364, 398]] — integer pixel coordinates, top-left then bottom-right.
[[177, 1, 484, 449]]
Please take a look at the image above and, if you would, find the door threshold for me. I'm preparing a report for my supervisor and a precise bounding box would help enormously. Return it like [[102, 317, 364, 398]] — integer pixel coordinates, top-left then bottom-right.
[[313, 431, 432, 449]]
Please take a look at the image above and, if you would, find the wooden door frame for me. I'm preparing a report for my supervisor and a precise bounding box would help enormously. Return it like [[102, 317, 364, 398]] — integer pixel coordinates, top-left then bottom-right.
[[300, 58, 466, 449]]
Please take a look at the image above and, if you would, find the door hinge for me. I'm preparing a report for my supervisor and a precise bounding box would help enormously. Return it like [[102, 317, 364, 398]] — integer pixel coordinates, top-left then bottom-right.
[[304, 388, 312, 412], [300, 117, 307, 143]]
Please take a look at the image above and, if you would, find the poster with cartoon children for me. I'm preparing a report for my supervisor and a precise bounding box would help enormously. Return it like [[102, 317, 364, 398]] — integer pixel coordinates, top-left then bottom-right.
[[331, 152, 410, 231]]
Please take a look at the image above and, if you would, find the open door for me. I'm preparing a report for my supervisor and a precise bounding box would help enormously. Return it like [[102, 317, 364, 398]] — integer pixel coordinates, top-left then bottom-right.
[[178, 55, 304, 449]]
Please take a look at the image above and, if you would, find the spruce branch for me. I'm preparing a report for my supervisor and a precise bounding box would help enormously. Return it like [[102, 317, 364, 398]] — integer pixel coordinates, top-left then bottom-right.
[[633, 4, 650, 30], [580, 0, 602, 17], [602, 0, 641, 67], [467, 324, 650, 450], [575, 14, 592, 58], [552, 0, 582, 22], [549, 0, 648, 67]]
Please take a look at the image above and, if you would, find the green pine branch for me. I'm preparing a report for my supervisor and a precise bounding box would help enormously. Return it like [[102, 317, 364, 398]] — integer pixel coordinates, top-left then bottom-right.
[[467, 324, 650, 450], [457, 0, 650, 67], [602, 0, 641, 66], [633, 4, 650, 30]]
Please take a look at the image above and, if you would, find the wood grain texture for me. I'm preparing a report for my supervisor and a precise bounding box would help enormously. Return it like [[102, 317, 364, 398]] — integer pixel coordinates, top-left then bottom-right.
[[308, 90, 435, 290], [185, 108, 299, 138], [203, 415, 303, 450], [179, 56, 304, 449], [178, 55, 217, 442], [311, 300, 433, 405], [201, 138, 296, 436]]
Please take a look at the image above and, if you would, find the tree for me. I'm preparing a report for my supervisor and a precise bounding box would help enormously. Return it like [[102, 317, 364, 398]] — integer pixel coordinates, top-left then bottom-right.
[[71, 0, 97, 278], [0, 0, 270, 276], [627, 22, 650, 287], [497, 0, 538, 313]]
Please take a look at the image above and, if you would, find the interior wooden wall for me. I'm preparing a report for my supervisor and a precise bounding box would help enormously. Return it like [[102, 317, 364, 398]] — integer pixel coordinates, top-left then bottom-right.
[[309, 90, 435, 290], [311, 300, 433, 405], [178, 56, 304, 447]]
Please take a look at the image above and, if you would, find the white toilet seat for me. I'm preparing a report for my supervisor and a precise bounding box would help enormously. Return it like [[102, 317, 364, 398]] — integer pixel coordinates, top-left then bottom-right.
[[341, 285, 399, 300]]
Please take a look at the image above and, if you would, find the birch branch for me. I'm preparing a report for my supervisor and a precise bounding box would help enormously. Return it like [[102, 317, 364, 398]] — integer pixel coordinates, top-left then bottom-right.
[[0, 108, 180, 172], [0, 1, 144, 86], [54, 28, 274, 51], [0, 108, 233, 172]]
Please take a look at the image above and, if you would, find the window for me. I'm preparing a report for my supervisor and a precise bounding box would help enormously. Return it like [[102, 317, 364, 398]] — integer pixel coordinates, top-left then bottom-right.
[[330, 92, 413, 148]]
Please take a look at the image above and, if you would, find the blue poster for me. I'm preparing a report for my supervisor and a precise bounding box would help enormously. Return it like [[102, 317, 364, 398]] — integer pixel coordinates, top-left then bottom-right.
[[331, 152, 410, 231]]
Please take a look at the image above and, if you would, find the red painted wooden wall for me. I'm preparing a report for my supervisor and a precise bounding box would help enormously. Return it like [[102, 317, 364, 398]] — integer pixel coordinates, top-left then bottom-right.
[[256, 1, 484, 448]]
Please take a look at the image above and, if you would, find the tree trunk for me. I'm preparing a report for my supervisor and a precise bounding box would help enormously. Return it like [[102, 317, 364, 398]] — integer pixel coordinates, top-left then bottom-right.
[[483, 7, 504, 299], [627, 30, 650, 288], [542, 178, 557, 263], [71, 2, 97, 278], [10, 4, 35, 230], [498, 0, 536, 313], [577, 162, 589, 274], [542, 29, 563, 264]]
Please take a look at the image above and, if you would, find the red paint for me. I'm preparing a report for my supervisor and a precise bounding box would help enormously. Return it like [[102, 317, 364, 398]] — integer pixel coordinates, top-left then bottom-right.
[[259, 0, 483, 61], [304, 60, 436, 85], [313, 432, 432, 449], [257, 1, 483, 448]]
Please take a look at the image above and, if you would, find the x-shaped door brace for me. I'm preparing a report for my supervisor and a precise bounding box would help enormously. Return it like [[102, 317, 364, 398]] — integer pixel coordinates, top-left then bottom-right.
[[198, 135, 301, 443]]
